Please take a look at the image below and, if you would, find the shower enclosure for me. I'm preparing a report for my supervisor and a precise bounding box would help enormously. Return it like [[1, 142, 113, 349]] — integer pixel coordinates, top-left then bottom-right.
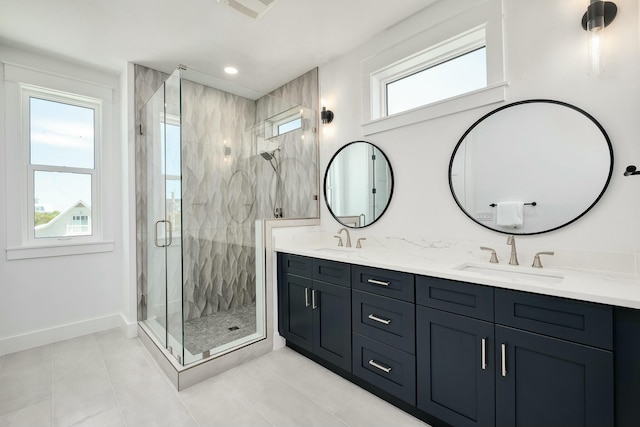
[[136, 66, 318, 367]]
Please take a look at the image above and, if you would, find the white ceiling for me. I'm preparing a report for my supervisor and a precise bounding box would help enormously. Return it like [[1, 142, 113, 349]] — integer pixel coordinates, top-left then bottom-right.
[[0, 0, 433, 95]]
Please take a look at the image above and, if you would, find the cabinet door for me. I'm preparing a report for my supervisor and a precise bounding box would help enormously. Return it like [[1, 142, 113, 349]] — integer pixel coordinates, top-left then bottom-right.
[[495, 326, 613, 427], [312, 280, 351, 372], [416, 307, 495, 427], [280, 274, 313, 352]]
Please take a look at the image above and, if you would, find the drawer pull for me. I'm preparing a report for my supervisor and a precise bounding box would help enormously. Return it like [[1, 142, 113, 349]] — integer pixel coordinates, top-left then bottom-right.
[[501, 343, 507, 377], [305, 288, 310, 307], [312, 289, 318, 310], [368, 359, 392, 373], [367, 279, 390, 287], [368, 314, 392, 325], [481, 337, 487, 370]]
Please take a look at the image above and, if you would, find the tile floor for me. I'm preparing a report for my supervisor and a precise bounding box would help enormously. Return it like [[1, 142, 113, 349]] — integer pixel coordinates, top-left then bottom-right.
[[0, 329, 430, 427]]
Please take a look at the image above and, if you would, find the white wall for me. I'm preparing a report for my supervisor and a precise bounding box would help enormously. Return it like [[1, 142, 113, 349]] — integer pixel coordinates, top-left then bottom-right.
[[0, 47, 129, 355], [318, 0, 640, 271]]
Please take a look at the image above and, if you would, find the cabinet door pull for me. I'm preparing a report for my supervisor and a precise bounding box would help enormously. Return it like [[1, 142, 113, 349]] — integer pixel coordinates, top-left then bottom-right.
[[368, 359, 392, 373], [312, 289, 317, 310], [481, 337, 487, 370], [304, 288, 310, 307], [368, 314, 391, 325], [501, 343, 507, 377], [367, 279, 390, 287]]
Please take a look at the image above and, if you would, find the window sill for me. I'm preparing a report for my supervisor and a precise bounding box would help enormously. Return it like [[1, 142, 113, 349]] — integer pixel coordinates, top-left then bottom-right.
[[362, 82, 507, 136], [6, 240, 115, 260]]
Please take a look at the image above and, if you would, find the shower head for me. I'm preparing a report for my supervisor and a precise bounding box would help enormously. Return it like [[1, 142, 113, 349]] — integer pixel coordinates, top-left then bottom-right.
[[260, 151, 274, 161], [259, 149, 279, 161]]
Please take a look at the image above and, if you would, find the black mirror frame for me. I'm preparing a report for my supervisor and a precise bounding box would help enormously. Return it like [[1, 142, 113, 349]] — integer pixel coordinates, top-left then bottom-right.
[[324, 140, 395, 229], [448, 99, 614, 236]]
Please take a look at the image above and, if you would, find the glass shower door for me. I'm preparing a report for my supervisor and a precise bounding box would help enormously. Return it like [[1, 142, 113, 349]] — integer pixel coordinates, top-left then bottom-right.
[[143, 70, 185, 364], [163, 72, 184, 364], [143, 81, 167, 346]]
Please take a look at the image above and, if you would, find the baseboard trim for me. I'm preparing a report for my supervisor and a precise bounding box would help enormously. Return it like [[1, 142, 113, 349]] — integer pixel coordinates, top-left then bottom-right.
[[0, 313, 128, 356]]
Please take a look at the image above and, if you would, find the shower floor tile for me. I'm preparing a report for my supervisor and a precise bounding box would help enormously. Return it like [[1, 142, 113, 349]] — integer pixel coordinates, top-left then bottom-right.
[[183, 303, 257, 355]]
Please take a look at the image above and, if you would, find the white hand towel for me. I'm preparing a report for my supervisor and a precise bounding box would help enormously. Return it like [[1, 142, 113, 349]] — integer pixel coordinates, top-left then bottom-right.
[[496, 201, 524, 228]]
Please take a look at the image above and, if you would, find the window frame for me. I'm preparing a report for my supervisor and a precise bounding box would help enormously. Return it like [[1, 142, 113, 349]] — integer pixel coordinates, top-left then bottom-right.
[[361, 0, 506, 135], [3, 61, 114, 260], [23, 85, 102, 243], [376, 27, 487, 119], [265, 106, 304, 139]]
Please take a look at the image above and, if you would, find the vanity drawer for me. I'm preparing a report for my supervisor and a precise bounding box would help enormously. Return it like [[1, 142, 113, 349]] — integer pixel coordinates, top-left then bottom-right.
[[312, 259, 351, 287], [495, 289, 613, 350], [352, 333, 416, 405], [279, 252, 313, 278], [352, 290, 415, 354], [352, 266, 414, 303], [416, 275, 494, 322]]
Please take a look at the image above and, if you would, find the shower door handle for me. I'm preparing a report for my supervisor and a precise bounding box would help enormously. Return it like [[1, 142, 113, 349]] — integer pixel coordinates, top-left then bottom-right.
[[154, 220, 172, 247], [165, 220, 173, 247], [154, 220, 164, 247]]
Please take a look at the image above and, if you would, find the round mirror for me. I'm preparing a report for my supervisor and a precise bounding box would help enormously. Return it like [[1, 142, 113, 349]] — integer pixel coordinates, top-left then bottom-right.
[[449, 99, 613, 235], [324, 141, 394, 228]]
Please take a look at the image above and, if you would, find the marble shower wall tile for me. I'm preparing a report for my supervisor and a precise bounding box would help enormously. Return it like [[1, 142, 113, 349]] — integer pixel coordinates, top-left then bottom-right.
[[255, 68, 319, 219], [180, 79, 258, 320]]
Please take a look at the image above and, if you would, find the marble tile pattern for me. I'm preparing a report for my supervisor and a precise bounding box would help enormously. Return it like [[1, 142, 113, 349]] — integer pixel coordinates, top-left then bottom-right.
[[134, 65, 320, 327], [180, 79, 258, 321], [0, 331, 430, 427], [255, 68, 320, 220]]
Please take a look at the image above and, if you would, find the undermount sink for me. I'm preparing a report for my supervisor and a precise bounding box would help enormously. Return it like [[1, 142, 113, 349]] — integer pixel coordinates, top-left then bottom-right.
[[312, 246, 358, 255], [455, 262, 564, 284]]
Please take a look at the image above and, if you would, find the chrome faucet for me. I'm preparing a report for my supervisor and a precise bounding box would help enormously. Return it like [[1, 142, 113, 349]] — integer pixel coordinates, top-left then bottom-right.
[[506, 235, 519, 266], [337, 228, 352, 248]]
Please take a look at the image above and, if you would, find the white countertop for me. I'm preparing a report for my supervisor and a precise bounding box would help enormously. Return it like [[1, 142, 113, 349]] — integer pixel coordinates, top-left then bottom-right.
[[274, 232, 640, 310]]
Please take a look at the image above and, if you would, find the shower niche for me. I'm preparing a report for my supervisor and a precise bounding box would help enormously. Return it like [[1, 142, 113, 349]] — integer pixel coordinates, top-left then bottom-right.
[[136, 65, 319, 372]]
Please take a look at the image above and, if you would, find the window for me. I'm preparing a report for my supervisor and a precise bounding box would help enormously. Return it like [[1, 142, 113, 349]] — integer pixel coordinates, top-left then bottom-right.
[[361, 0, 505, 135], [277, 117, 302, 136], [4, 61, 114, 260], [265, 106, 304, 139], [386, 46, 487, 116], [23, 86, 101, 242], [371, 27, 488, 120]]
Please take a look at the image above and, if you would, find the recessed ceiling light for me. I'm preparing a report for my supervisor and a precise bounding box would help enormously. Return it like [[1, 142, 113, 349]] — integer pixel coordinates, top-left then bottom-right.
[[224, 66, 238, 75]]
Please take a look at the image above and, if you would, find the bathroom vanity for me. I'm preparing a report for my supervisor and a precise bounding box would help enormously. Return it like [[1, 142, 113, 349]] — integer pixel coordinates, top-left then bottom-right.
[[276, 244, 640, 427]]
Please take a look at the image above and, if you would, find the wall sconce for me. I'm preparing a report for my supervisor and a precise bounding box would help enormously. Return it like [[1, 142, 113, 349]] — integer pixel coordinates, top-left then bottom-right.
[[624, 165, 640, 176], [581, 0, 617, 75], [321, 107, 334, 124]]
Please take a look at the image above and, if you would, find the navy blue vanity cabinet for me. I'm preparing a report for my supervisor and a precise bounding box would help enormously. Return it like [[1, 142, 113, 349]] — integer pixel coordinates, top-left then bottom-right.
[[416, 276, 496, 427], [279, 270, 314, 350], [351, 265, 416, 405], [278, 253, 621, 427], [277, 253, 352, 372], [495, 326, 613, 427], [494, 289, 614, 427]]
